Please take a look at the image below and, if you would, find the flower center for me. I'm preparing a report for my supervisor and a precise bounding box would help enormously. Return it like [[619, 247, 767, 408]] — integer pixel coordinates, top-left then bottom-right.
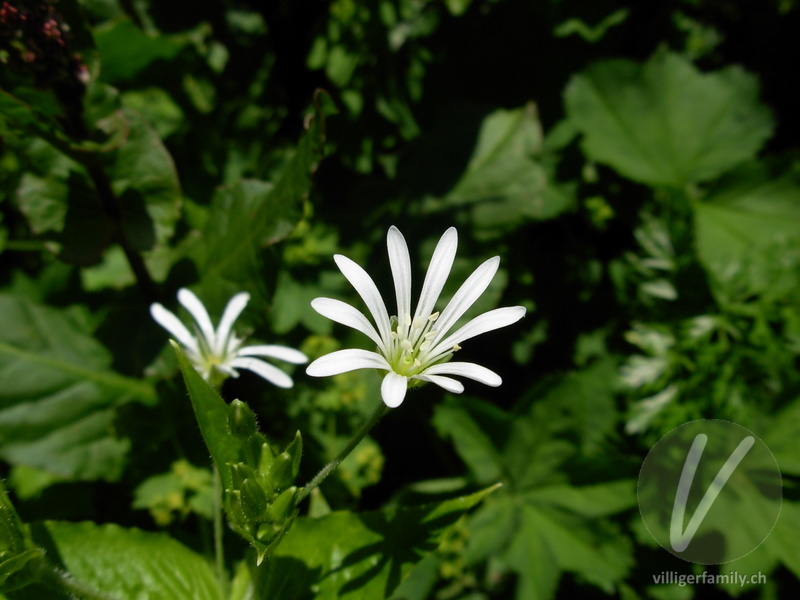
[[386, 312, 457, 376]]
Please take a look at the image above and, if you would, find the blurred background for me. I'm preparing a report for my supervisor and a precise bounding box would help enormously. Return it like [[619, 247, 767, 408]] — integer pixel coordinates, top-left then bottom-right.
[[2, 0, 800, 598]]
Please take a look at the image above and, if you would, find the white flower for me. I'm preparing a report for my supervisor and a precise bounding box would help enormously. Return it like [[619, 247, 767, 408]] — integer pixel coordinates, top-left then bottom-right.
[[306, 226, 526, 408], [150, 288, 307, 388]]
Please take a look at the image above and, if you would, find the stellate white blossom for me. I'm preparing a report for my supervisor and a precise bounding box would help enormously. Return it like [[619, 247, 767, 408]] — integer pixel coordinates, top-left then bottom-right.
[[150, 288, 307, 388], [306, 226, 526, 408]]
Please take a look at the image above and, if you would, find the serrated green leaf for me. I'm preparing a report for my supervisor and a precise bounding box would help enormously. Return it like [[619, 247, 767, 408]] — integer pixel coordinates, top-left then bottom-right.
[[106, 108, 182, 250], [252, 485, 498, 600], [504, 496, 633, 598], [423, 106, 574, 237], [693, 162, 800, 279], [23, 521, 223, 600], [432, 398, 509, 484], [198, 102, 328, 291], [565, 52, 774, 186], [14, 105, 181, 265], [0, 295, 155, 481], [15, 143, 114, 265]]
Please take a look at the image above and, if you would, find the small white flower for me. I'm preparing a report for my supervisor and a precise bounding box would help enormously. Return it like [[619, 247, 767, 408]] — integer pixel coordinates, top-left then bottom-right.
[[150, 288, 307, 388], [306, 226, 526, 408]]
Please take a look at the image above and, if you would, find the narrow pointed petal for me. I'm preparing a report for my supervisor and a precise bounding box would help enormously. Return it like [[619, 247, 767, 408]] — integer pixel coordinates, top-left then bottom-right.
[[412, 227, 458, 325], [414, 374, 465, 394], [424, 362, 502, 387], [306, 349, 390, 377], [333, 255, 392, 347], [429, 256, 500, 348], [237, 345, 308, 364], [311, 297, 385, 351], [150, 303, 200, 354], [381, 372, 408, 407], [214, 292, 250, 355], [229, 357, 294, 388], [428, 306, 526, 360], [387, 226, 412, 335], [178, 288, 216, 348]]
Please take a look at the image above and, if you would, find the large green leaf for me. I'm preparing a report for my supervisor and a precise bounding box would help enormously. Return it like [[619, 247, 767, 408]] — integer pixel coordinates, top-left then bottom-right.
[[422, 106, 574, 238], [250, 486, 497, 600], [197, 102, 329, 291], [0, 294, 156, 481], [693, 162, 800, 278], [15, 105, 180, 265], [437, 363, 635, 600], [172, 342, 241, 493], [106, 108, 182, 250], [5, 521, 223, 600], [15, 143, 114, 265], [94, 19, 193, 85], [565, 52, 773, 187]]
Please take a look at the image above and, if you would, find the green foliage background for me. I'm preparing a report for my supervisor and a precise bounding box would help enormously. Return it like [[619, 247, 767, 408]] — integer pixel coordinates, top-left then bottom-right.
[[2, 0, 800, 598]]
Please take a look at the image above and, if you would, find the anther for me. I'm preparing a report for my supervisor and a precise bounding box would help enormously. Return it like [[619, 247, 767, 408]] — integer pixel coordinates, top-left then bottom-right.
[[428, 312, 440, 322]]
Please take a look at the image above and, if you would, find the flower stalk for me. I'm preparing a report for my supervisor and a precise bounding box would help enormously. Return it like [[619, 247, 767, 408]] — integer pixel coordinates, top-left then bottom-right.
[[296, 402, 389, 504]]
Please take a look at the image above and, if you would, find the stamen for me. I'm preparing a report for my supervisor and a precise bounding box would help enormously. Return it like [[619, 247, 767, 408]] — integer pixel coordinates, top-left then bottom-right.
[[400, 340, 413, 351], [452, 343, 462, 352], [413, 358, 421, 367], [412, 316, 424, 330], [428, 312, 440, 322], [404, 314, 412, 327], [390, 331, 398, 340], [420, 341, 431, 351], [424, 330, 437, 340]]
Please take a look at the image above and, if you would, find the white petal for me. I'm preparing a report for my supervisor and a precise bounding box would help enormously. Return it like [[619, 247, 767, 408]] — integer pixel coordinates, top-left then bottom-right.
[[429, 257, 500, 348], [306, 349, 390, 377], [150, 303, 200, 355], [387, 226, 412, 336], [311, 297, 385, 352], [428, 306, 526, 359], [412, 227, 457, 326], [414, 374, 465, 394], [424, 362, 502, 387], [333, 255, 392, 348], [214, 292, 250, 355], [381, 372, 408, 408], [178, 288, 216, 348], [228, 357, 294, 388], [237, 344, 308, 364]]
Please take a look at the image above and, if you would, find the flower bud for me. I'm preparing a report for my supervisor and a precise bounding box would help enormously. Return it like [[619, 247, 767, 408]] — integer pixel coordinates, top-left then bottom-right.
[[240, 479, 268, 522], [228, 399, 258, 438], [267, 486, 297, 524]]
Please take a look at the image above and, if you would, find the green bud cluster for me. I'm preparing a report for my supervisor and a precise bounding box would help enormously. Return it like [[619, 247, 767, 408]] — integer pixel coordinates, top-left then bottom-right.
[[224, 400, 302, 563]]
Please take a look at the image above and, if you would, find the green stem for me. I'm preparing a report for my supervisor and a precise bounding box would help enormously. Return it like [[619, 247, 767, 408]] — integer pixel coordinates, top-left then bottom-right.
[[296, 402, 389, 504], [212, 463, 227, 598], [38, 564, 116, 600], [83, 160, 157, 303]]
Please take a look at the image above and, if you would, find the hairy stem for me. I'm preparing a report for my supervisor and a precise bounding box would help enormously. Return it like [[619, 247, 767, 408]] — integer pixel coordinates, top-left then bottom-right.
[[297, 402, 389, 504], [212, 463, 227, 598]]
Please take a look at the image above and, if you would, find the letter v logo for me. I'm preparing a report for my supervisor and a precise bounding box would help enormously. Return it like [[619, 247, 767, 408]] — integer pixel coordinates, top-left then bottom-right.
[[670, 433, 755, 552]]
